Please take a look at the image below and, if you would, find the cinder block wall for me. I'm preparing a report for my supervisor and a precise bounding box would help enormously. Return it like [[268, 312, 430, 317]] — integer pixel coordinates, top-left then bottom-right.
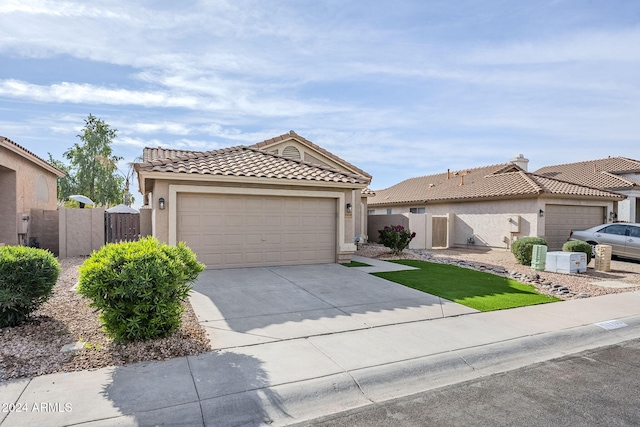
[[366, 214, 410, 243], [29, 208, 60, 255]]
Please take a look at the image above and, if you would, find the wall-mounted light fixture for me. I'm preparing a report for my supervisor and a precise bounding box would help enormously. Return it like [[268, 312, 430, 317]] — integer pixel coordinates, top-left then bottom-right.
[[609, 211, 617, 220], [159, 197, 165, 210], [539, 209, 544, 217], [346, 203, 352, 213]]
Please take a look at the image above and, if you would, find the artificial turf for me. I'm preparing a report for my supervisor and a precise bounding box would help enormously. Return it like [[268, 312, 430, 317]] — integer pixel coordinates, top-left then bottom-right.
[[373, 259, 561, 312]]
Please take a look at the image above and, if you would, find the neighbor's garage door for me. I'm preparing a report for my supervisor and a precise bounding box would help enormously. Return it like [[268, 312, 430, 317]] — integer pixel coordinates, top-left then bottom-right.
[[177, 193, 336, 268], [544, 204, 606, 250]]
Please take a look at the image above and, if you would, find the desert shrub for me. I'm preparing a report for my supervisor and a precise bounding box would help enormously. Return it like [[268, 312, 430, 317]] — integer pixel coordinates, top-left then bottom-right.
[[0, 246, 61, 327], [562, 240, 593, 264], [511, 237, 547, 265], [77, 237, 205, 342], [378, 225, 417, 255]]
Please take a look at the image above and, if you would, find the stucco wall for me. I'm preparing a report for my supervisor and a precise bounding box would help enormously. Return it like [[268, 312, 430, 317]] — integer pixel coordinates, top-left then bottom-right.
[[29, 209, 60, 255], [0, 147, 59, 245], [371, 197, 616, 249], [146, 179, 359, 262], [366, 214, 410, 243], [59, 207, 105, 257]]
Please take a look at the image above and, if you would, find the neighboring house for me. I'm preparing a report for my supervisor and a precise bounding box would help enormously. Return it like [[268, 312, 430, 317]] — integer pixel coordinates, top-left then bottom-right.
[[134, 132, 372, 269], [0, 136, 65, 246], [368, 155, 625, 250], [535, 157, 640, 223]]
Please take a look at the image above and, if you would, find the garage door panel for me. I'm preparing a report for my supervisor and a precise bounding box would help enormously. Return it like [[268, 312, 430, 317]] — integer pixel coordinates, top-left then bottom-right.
[[545, 204, 605, 251], [178, 193, 336, 268]]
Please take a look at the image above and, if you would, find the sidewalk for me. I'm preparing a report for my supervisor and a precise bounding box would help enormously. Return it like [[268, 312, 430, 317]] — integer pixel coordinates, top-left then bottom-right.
[[2, 260, 640, 426]]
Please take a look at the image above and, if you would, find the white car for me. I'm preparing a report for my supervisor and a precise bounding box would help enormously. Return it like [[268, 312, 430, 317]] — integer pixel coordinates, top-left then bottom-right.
[[568, 223, 640, 261]]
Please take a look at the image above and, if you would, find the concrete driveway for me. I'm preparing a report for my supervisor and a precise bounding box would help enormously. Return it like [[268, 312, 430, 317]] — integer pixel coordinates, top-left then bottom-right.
[[189, 259, 478, 349]]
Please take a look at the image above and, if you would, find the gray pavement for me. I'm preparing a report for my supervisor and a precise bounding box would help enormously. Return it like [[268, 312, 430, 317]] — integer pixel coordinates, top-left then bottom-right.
[[1, 258, 640, 426], [293, 338, 640, 426]]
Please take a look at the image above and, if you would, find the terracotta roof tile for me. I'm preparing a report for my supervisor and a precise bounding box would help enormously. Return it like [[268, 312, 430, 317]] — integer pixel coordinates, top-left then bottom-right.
[[535, 157, 640, 190], [369, 163, 624, 206], [250, 131, 372, 179], [142, 147, 205, 162], [135, 146, 370, 185]]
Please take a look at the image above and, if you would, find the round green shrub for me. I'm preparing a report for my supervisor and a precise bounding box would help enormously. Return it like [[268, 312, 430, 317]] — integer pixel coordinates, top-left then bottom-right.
[[77, 237, 205, 342], [0, 246, 61, 327], [562, 240, 593, 264], [511, 237, 547, 265]]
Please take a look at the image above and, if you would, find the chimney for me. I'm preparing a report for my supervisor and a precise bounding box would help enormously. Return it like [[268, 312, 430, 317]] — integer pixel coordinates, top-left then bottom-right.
[[510, 154, 529, 171], [447, 169, 450, 179]]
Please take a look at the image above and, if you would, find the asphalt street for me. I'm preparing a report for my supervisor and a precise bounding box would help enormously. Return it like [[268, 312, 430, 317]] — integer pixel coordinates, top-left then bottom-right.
[[295, 338, 640, 427]]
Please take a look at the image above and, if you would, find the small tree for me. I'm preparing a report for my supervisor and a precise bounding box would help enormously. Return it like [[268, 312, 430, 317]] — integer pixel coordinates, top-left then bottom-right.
[[511, 237, 547, 265], [378, 225, 416, 255], [62, 114, 125, 206]]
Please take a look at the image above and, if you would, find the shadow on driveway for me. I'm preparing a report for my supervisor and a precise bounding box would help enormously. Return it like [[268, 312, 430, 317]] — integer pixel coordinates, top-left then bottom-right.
[[189, 263, 477, 349]]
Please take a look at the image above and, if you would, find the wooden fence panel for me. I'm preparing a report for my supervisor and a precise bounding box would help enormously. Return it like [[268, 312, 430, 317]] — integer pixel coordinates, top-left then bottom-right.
[[105, 212, 140, 244]]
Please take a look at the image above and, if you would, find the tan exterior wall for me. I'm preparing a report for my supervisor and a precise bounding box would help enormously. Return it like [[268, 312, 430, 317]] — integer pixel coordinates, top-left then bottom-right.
[[367, 214, 410, 243], [370, 197, 616, 249], [140, 207, 152, 238], [146, 179, 359, 263], [59, 207, 105, 257], [29, 209, 60, 255], [0, 147, 59, 245]]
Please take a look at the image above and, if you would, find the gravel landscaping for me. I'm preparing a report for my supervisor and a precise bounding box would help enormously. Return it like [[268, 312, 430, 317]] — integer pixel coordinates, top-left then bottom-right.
[[0, 257, 211, 381], [356, 243, 640, 300]]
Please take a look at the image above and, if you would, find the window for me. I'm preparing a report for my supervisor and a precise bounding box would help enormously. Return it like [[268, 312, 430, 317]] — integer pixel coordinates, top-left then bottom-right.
[[601, 224, 628, 236], [367, 209, 375, 215], [629, 225, 640, 238], [409, 207, 426, 214], [386, 208, 392, 215]]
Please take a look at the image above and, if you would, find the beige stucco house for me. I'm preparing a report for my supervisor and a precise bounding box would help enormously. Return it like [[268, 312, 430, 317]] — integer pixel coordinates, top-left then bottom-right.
[[134, 132, 372, 269], [535, 157, 640, 224], [368, 155, 625, 250], [0, 136, 65, 246]]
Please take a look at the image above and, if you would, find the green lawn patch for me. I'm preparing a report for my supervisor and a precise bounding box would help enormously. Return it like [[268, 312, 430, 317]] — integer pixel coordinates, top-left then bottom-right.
[[373, 259, 560, 312], [343, 261, 371, 267]]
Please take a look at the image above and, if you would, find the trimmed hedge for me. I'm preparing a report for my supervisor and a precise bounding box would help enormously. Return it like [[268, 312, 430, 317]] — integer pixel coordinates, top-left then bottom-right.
[[562, 240, 593, 264], [0, 246, 61, 327], [511, 237, 548, 265], [77, 237, 205, 342]]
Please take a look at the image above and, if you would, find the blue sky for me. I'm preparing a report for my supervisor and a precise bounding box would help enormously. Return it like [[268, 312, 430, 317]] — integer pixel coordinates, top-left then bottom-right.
[[2, 0, 639, 206]]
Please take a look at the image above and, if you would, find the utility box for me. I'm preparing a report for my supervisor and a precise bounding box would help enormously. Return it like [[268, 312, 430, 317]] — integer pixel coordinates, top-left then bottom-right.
[[545, 251, 587, 274], [531, 244, 547, 271], [508, 215, 520, 233]]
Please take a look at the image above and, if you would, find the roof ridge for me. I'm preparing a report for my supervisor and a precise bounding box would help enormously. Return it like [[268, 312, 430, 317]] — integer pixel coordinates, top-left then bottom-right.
[[599, 170, 637, 186], [520, 171, 544, 194], [1, 135, 66, 176], [250, 131, 372, 178], [527, 172, 623, 196]]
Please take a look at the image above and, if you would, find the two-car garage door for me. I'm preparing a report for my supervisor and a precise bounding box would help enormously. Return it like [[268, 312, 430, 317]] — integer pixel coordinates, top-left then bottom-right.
[[177, 193, 336, 268], [544, 204, 606, 250]]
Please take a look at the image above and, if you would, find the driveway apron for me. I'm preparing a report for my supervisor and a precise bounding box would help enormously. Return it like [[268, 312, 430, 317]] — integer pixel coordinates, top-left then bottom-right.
[[189, 260, 478, 349]]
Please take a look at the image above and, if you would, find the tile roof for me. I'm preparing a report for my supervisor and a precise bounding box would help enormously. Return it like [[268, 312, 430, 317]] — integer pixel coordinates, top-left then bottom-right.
[[369, 163, 624, 206], [142, 147, 205, 162], [0, 136, 66, 177], [250, 131, 372, 179], [535, 157, 640, 191], [134, 146, 370, 185]]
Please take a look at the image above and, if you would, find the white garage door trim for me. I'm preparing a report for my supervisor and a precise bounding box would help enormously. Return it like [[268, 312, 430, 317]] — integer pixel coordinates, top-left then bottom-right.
[[168, 185, 356, 253]]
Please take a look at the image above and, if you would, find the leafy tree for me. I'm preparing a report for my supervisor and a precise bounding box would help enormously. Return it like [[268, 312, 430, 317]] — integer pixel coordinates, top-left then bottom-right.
[[62, 114, 125, 206], [47, 154, 76, 201]]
